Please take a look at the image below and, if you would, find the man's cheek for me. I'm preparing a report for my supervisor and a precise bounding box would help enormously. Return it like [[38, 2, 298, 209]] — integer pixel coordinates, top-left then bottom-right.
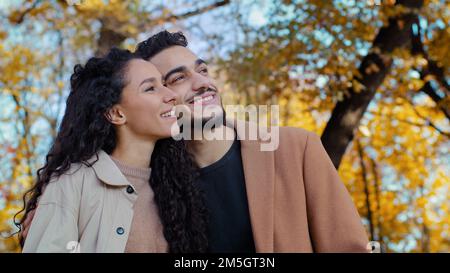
[[174, 96, 184, 105], [171, 87, 190, 105]]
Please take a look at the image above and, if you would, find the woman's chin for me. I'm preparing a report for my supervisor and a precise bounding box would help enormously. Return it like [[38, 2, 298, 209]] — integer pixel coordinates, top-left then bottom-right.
[[164, 121, 181, 139]]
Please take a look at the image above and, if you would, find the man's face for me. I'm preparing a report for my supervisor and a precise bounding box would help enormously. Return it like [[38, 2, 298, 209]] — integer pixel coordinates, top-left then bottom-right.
[[149, 46, 223, 122]]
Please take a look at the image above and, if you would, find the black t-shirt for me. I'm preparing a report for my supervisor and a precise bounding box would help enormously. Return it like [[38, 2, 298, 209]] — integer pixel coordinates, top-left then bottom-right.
[[195, 139, 256, 253]]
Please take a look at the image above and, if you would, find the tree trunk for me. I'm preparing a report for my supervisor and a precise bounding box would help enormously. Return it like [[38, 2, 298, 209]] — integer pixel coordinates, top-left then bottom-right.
[[95, 26, 127, 57], [321, 0, 424, 168]]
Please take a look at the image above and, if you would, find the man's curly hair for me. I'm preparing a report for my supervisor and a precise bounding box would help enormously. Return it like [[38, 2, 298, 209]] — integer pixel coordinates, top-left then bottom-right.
[[135, 30, 188, 60]]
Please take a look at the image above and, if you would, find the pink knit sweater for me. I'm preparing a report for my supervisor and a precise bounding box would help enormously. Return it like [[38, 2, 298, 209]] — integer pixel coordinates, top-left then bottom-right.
[[112, 157, 168, 253]]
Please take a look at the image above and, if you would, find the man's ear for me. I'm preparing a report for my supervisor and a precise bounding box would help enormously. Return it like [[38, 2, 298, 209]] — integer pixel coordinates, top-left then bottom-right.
[[105, 106, 126, 125]]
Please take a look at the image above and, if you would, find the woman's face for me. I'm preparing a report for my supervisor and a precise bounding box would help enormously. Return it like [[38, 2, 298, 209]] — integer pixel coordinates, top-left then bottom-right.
[[113, 59, 178, 140]]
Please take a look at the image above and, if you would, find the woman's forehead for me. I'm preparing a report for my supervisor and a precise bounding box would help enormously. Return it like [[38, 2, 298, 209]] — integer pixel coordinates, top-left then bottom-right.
[[127, 59, 162, 81]]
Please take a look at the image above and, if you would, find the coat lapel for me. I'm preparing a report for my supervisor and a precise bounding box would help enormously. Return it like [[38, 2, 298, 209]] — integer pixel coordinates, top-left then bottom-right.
[[236, 121, 275, 252], [89, 150, 130, 187]]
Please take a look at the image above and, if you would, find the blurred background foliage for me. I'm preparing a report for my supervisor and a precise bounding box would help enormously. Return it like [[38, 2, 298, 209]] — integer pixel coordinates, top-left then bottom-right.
[[0, 0, 448, 252]]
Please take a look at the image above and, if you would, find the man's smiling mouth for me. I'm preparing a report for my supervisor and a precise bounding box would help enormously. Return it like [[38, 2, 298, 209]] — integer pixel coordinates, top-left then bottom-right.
[[193, 94, 214, 104], [187, 92, 217, 105]]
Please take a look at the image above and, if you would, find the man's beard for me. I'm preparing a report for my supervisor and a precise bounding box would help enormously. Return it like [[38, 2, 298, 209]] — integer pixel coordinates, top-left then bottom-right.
[[191, 105, 226, 131], [176, 105, 227, 137], [177, 86, 228, 137], [198, 106, 226, 129]]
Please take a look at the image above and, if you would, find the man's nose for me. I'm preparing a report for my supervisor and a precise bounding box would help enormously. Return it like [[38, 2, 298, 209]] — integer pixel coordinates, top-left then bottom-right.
[[192, 72, 211, 92]]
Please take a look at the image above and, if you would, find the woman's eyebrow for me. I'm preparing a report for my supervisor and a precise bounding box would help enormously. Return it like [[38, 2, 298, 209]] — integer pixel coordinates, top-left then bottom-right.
[[139, 77, 156, 87]]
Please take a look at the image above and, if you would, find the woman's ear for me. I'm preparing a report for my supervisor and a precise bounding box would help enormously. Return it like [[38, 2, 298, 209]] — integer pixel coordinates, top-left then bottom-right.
[[105, 106, 126, 125]]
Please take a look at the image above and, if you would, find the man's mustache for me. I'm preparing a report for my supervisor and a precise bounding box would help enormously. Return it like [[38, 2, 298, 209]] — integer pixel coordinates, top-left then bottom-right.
[[185, 87, 218, 103]]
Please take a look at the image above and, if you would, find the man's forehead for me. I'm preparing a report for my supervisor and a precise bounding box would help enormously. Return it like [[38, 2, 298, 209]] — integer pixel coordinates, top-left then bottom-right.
[[150, 46, 198, 63], [150, 46, 198, 65]]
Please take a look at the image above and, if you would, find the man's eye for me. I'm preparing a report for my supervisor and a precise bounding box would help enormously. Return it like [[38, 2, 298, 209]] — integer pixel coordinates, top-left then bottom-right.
[[200, 68, 208, 74], [144, 86, 155, 92], [171, 75, 185, 84]]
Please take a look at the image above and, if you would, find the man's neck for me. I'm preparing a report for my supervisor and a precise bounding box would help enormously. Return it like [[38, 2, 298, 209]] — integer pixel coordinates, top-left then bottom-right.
[[187, 125, 236, 168]]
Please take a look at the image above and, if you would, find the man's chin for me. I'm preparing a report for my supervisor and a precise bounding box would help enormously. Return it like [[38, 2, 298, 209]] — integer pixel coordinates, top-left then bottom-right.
[[198, 113, 224, 128], [190, 107, 226, 129], [174, 103, 227, 137]]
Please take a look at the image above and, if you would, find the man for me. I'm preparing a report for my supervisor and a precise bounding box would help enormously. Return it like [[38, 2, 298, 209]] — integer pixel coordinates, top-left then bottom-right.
[[22, 31, 369, 253], [134, 30, 369, 252]]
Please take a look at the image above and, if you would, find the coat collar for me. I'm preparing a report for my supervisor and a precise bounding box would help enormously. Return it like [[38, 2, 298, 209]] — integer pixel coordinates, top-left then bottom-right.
[[88, 150, 130, 187]]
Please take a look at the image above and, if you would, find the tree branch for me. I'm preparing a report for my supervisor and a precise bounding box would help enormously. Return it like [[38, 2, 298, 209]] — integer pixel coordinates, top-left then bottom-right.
[[96, 0, 231, 56], [158, 0, 230, 22], [403, 97, 450, 137], [368, 109, 450, 138], [8, 0, 42, 24], [418, 81, 450, 120], [409, 17, 450, 121], [356, 138, 375, 242]]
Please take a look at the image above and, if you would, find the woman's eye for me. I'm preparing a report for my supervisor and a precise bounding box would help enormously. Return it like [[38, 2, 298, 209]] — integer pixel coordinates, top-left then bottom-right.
[[200, 68, 208, 74], [144, 86, 155, 92]]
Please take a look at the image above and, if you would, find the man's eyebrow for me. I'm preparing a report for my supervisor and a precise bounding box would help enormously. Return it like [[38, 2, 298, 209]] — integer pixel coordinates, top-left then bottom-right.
[[139, 77, 156, 87], [195, 59, 207, 66], [164, 66, 187, 82]]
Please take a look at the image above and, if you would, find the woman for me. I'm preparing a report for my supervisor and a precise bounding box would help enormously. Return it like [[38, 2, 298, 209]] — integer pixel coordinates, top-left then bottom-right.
[[16, 48, 208, 253]]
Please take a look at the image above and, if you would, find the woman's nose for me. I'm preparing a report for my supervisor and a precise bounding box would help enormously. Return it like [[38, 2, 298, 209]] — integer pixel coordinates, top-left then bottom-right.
[[162, 86, 178, 104]]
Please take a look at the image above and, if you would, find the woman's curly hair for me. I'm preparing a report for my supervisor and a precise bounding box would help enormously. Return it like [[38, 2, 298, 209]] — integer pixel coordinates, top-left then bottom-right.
[[14, 47, 209, 253]]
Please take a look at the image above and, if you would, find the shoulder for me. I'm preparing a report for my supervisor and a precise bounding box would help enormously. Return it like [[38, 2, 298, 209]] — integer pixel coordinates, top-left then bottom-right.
[[279, 126, 314, 139], [277, 126, 319, 151], [39, 161, 98, 206], [50, 161, 97, 187]]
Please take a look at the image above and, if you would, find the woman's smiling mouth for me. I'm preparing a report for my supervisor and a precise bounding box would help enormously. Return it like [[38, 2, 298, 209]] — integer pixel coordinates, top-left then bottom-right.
[[160, 108, 176, 118]]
